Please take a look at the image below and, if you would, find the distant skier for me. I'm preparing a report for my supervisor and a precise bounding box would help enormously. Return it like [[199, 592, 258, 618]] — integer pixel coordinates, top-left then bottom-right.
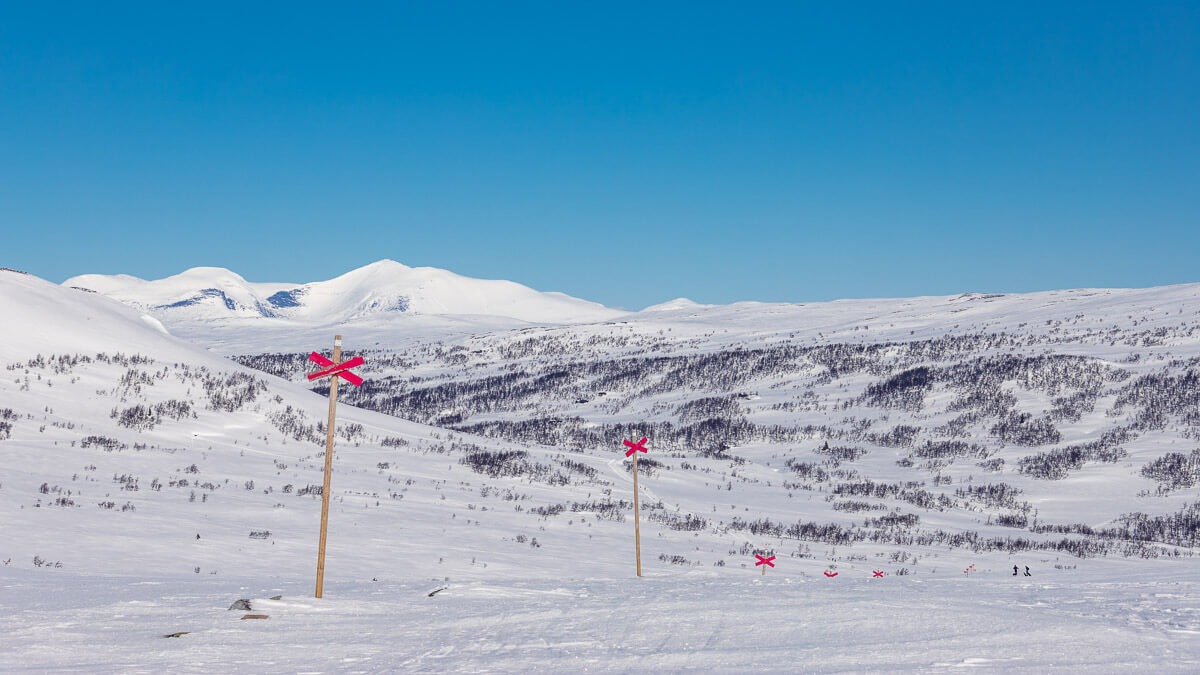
[[1024, 566, 1032, 577], [1013, 565, 1018, 576]]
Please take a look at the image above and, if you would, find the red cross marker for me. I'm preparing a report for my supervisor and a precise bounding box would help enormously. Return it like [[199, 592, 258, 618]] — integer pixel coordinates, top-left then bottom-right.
[[824, 571, 838, 577], [307, 336, 367, 599], [755, 555, 775, 567], [308, 353, 365, 387], [623, 437, 648, 457], [873, 570, 885, 577], [623, 434, 650, 577]]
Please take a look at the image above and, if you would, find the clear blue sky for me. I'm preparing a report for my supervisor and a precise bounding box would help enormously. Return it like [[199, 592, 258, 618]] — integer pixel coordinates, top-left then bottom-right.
[[2, 2, 1197, 309]]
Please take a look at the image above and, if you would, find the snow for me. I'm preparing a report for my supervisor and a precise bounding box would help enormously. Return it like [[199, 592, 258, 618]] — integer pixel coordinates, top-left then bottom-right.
[[64, 259, 626, 325], [641, 297, 712, 312], [4, 267, 1200, 671], [0, 271, 197, 360], [4, 569, 1199, 672]]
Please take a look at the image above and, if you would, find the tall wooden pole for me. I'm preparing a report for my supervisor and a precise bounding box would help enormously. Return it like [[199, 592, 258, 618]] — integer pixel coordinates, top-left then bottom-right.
[[315, 335, 342, 599], [632, 429, 642, 578]]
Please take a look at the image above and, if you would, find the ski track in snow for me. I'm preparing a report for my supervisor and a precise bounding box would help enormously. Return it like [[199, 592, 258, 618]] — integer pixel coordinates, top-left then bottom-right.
[[2, 571, 1199, 672]]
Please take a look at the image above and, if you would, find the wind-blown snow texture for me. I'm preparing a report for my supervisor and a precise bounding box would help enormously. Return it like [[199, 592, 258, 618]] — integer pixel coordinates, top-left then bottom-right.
[[3, 265, 1200, 672]]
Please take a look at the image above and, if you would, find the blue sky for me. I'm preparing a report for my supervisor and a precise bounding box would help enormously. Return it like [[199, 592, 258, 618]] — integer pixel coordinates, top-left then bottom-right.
[[2, 2, 1197, 309]]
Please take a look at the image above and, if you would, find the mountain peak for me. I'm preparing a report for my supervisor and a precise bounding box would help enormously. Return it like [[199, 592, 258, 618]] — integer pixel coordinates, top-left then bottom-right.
[[64, 261, 623, 325], [642, 297, 711, 312], [170, 266, 251, 283], [358, 259, 412, 272]]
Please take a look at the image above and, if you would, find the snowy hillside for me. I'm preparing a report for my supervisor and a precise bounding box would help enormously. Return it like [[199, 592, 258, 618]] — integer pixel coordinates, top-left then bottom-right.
[[64, 259, 625, 326], [225, 280, 1200, 559], [4, 267, 1200, 671], [1, 268, 662, 583]]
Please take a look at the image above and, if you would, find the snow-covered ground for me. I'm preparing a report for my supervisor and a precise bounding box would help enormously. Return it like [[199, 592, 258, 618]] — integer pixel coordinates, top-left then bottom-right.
[[3, 266, 1200, 672], [4, 567, 1199, 672]]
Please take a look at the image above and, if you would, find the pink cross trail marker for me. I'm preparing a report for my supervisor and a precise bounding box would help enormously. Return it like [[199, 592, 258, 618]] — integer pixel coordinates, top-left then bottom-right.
[[755, 555, 776, 568], [624, 434, 650, 577], [308, 353, 365, 387], [873, 570, 885, 577], [309, 335, 365, 599], [824, 571, 838, 577]]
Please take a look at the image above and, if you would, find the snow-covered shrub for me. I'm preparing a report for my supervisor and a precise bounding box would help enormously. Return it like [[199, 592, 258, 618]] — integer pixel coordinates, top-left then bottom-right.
[[870, 425, 921, 448], [990, 413, 1062, 446], [815, 442, 869, 463], [1140, 449, 1200, 491], [861, 366, 933, 411], [80, 435, 124, 452], [1018, 441, 1128, 480], [459, 449, 570, 485], [913, 440, 989, 460]]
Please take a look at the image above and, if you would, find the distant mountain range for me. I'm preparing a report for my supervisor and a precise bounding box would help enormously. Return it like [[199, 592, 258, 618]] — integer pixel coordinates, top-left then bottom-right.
[[64, 259, 625, 325]]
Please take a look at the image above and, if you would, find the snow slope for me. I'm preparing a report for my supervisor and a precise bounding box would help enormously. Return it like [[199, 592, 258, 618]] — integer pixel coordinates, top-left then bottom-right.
[[64, 259, 625, 325], [0, 271, 183, 360], [4, 268, 1200, 672], [229, 278, 1200, 565]]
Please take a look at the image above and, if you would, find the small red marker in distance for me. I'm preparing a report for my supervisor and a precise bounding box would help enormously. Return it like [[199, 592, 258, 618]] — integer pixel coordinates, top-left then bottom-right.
[[754, 554, 775, 575], [873, 570, 885, 577], [824, 571, 838, 577]]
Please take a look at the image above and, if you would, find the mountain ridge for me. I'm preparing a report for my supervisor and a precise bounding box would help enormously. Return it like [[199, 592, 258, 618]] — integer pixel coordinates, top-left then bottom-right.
[[64, 259, 626, 326]]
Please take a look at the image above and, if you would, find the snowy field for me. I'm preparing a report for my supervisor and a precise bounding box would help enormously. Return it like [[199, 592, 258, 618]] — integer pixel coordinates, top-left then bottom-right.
[[5, 267, 1200, 672], [4, 566, 1199, 672]]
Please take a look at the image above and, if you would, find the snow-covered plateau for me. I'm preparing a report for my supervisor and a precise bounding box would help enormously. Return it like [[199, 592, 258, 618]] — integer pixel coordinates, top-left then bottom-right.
[[3, 263, 1200, 672]]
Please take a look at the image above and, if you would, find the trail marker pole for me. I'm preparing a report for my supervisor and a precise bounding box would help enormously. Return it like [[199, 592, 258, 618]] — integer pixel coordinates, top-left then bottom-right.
[[623, 433, 649, 577], [755, 554, 776, 575], [306, 335, 366, 598]]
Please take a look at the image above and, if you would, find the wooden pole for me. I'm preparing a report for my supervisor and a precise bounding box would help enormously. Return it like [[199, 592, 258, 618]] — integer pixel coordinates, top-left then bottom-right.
[[315, 334, 342, 599], [632, 429, 642, 578]]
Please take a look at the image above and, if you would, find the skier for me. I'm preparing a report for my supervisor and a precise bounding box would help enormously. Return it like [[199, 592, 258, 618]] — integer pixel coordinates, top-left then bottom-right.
[[1013, 565, 1018, 576], [1024, 566, 1032, 577]]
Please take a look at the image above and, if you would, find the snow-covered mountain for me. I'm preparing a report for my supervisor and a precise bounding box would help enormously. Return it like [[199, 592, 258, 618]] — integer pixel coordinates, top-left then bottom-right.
[[64, 259, 625, 326], [640, 297, 713, 312], [5, 266, 1200, 671]]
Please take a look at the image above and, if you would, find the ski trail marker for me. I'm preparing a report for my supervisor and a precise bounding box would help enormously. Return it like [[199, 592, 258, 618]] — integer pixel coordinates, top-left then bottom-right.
[[623, 437, 648, 457], [755, 554, 776, 575], [307, 353, 365, 386], [306, 335, 365, 598], [623, 434, 648, 577]]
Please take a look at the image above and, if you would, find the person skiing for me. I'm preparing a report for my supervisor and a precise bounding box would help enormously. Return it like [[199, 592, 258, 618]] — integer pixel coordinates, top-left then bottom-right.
[[1024, 566, 1032, 576], [1013, 565, 1019, 576]]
